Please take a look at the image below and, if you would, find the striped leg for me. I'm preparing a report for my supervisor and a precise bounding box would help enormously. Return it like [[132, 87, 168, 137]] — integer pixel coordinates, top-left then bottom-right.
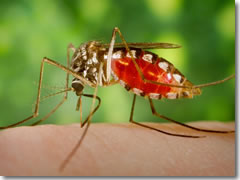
[[31, 43, 74, 126], [148, 98, 235, 134], [129, 95, 203, 138], [0, 50, 94, 129]]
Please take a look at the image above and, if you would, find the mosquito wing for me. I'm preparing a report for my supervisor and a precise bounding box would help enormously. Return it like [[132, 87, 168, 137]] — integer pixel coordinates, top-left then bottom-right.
[[102, 42, 181, 49]]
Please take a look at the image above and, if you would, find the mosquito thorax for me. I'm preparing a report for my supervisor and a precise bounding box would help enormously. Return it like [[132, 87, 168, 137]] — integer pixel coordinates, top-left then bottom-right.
[[70, 41, 108, 87]]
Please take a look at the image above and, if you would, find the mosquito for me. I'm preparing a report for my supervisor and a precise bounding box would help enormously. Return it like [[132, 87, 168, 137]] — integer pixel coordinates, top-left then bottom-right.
[[0, 27, 235, 171]]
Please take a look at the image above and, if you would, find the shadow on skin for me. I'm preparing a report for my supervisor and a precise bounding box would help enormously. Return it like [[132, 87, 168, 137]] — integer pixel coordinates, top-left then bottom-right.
[[0, 121, 235, 176]]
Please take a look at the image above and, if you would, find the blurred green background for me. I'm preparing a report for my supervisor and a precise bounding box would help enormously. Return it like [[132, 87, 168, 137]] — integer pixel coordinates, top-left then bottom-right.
[[0, 0, 235, 127]]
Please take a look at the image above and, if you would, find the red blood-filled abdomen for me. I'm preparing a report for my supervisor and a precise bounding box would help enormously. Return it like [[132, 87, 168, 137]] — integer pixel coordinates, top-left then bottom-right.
[[111, 56, 172, 96], [111, 49, 199, 99]]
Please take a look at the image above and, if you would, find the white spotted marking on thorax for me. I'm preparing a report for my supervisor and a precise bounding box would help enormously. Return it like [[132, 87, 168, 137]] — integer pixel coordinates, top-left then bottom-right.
[[73, 67, 81, 72], [81, 49, 86, 56], [104, 54, 108, 60], [72, 52, 81, 64], [94, 73, 98, 81], [86, 59, 93, 64], [92, 53, 98, 63], [83, 70, 87, 77], [81, 48, 87, 60], [91, 67, 97, 73]]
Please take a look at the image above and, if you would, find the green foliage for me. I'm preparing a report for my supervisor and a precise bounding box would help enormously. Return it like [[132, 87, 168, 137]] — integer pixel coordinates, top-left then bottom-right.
[[0, 0, 235, 126]]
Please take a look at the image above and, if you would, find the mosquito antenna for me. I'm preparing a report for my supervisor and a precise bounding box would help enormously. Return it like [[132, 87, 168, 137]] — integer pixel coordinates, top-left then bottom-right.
[[194, 74, 235, 89]]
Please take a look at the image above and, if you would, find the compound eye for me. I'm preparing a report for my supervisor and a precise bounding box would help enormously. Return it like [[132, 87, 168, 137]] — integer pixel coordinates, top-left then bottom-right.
[[72, 79, 84, 95]]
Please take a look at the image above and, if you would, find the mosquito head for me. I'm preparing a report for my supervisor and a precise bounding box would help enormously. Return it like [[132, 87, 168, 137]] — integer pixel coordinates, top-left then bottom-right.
[[72, 78, 84, 96]]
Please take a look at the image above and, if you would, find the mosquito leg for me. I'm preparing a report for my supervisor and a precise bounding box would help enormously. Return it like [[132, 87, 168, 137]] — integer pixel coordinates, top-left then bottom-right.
[[79, 97, 83, 127], [31, 96, 69, 126], [32, 45, 76, 126], [75, 94, 101, 128], [31, 56, 97, 127], [74, 94, 102, 129], [79, 94, 101, 128], [148, 98, 235, 133], [129, 95, 137, 123], [0, 56, 48, 129], [59, 121, 90, 172], [0, 115, 35, 129], [75, 96, 82, 127], [42, 57, 95, 87], [0, 56, 95, 129], [129, 95, 203, 138], [84, 62, 102, 125], [15, 44, 75, 126], [104, 79, 119, 87], [64, 43, 75, 99]]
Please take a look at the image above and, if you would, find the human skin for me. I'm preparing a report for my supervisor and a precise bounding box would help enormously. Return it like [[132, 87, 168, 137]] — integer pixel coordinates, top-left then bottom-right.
[[0, 122, 235, 176]]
